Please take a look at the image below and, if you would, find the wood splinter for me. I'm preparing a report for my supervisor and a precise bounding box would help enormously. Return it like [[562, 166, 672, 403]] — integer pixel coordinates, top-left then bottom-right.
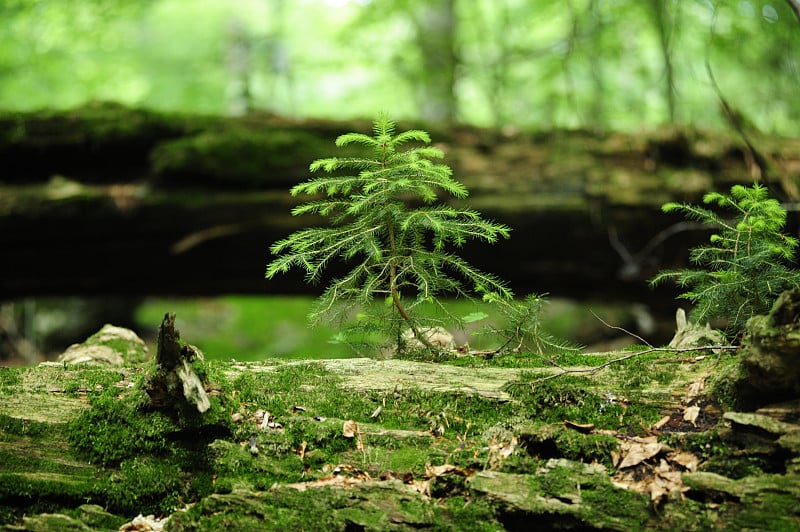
[[145, 312, 211, 413]]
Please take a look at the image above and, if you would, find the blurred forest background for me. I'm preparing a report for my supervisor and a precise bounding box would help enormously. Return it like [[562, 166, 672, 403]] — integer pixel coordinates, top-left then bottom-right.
[[2, 0, 800, 363], [3, 0, 799, 133]]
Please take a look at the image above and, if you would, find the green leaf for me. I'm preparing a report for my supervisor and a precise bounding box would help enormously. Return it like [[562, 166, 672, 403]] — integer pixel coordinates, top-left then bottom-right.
[[461, 312, 489, 323]]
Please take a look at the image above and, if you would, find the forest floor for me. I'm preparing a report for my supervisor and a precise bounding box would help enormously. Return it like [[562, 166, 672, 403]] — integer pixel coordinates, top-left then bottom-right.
[[1, 319, 799, 531]]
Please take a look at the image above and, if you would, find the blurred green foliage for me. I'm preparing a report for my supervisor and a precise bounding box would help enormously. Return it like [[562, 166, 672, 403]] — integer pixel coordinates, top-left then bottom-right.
[[1, 0, 798, 134], [135, 295, 501, 360]]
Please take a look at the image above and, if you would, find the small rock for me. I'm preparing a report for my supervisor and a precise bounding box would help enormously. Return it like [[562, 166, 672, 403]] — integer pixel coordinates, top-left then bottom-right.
[[400, 326, 455, 351], [56, 324, 148, 366]]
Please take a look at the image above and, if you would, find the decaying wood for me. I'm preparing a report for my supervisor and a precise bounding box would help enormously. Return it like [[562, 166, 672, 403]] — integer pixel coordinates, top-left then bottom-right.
[[2, 315, 800, 530], [3, 105, 800, 303], [144, 312, 210, 413]]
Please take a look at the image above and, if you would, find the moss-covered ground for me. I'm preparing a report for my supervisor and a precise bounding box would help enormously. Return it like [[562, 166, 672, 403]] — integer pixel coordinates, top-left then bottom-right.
[[1, 339, 798, 531]]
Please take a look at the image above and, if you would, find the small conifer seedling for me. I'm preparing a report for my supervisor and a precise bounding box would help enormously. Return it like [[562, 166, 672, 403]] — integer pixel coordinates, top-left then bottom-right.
[[266, 115, 513, 351], [650, 182, 800, 337]]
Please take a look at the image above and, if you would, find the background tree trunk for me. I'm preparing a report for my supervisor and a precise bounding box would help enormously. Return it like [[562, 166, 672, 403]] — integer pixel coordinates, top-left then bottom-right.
[[1, 104, 799, 307]]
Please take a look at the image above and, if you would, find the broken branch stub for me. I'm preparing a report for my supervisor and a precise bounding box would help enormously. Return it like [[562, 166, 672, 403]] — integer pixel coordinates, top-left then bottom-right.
[[145, 312, 210, 413]]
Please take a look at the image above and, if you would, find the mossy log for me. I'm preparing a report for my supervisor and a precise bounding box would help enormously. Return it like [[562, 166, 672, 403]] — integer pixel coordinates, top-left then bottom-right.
[[2, 318, 800, 530], [3, 103, 800, 305]]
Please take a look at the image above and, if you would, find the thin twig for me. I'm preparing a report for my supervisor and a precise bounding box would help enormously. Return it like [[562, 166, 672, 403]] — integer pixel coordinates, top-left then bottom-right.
[[506, 344, 739, 385], [589, 310, 653, 347]]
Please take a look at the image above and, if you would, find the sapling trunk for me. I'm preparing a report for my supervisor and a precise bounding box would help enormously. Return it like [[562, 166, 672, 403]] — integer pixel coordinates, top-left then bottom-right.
[[387, 216, 433, 349]]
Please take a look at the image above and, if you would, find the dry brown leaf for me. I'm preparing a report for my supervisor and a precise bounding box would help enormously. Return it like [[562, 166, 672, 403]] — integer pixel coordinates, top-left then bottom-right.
[[670, 451, 699, 471], [683, 406, 700, 426], [297, 441, 307, 461], [343, 420, 359, 438], [408, 479, 432, 498], [425, 463, 462, 478], [613, 462, 687, 505], [118, 514, 167, 532], [686, 378, 705, 399], [259, 411, 271, 430], [618, 441, 663, 469], [611, 449, 621, 468], [649, 477, 670, 503], [499, 436, 518, 458], [651, 470, 686, 503], [284, 475, 367, 491]]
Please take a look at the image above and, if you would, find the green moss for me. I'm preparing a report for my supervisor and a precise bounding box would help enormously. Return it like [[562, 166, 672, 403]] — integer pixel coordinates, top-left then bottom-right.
[[695, 475, 800, 531], [707, 354, 745, 409], [607, 349, 680, 387], [384, 447, 432, 473], [440, 496, 504, 531], [70, 504, 127, 531], [56, 360, 231, 517], [0, 413, 51, 439], [0, 102, 179, 147], [0, 367, 21, 389], [66, 388, 176, 466], [105, 456, 187, 515], [60, 368, 125, 395], [510, 375, 660, 432], [151, 127, 349, 188], [514, 423, 619, 470], [662, 429, 727, 460], [0, 471, 105, 513], [4, 334, 797, 530], [167, 488, 342, 531]]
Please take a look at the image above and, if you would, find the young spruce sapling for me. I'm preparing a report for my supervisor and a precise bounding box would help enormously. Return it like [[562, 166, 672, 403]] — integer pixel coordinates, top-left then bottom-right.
[[650, 182, 800, 338], [266, 115, 513, 351]]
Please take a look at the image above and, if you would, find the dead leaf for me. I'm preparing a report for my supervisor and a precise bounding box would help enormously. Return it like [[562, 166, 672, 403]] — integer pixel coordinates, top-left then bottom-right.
[[259, 411, 271, 430], [425, 463, 462, 478], [118, 514, 167, 532], [611, 449, 621, 468], [297, 440, 307, 461], [343, 420, 359, 438], [618, 441, 663, 469], [687, 378, 705, 399], [612, 461, 688, 505], [670, 451, 699, 472], [683, 406, 700, 426], [650, 469, 686, 503], [408, 478, 432, 498], [284, 475, 366, 491], [499, 436, 518, 458]]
